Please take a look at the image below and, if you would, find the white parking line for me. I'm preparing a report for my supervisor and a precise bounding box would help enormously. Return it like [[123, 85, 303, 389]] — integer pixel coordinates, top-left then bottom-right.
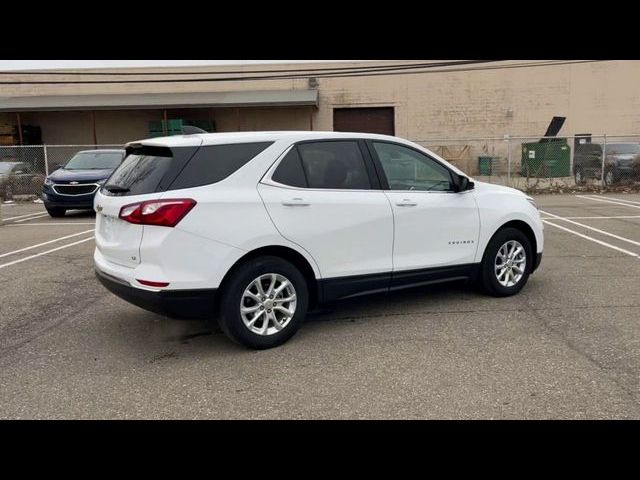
[[542, 220, 639, 258], [576, 195, 640, 210], [541, 215, 640, 220], [0, 237, 95, 270], [11, 213, 50, 223], [589, 195, 640, 206], [2, 211, 48, 221], [0, 229, 95, 259], [540, 210, 640, 247]]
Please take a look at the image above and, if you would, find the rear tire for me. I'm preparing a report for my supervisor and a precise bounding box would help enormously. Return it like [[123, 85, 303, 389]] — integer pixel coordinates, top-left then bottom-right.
[[478, 227, 533, 297], [46, 207, 66, 217], [217, 256, 308, 350]]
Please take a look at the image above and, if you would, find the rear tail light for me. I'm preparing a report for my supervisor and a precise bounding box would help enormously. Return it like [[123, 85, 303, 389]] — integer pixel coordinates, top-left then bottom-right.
[[119, 198, 196, 227]]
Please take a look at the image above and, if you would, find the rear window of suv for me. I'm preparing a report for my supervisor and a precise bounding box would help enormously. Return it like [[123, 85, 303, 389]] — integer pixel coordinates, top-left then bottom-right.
[[104, 146, 176, 196], [607, 143, 640, 155], [103, 142, 272, 196]]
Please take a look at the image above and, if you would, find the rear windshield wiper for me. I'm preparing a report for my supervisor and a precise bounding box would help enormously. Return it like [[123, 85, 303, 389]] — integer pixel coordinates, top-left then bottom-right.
[[103, 184, 130, 193]]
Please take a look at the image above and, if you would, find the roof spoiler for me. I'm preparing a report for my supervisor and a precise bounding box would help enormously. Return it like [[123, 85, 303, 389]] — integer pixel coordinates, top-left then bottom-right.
[[181, 125, 208, 135]]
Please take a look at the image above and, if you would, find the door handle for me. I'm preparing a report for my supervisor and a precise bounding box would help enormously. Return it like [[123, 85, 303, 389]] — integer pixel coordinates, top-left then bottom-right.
[[395, 199, 417, 207], [282, 197, 310, 207]]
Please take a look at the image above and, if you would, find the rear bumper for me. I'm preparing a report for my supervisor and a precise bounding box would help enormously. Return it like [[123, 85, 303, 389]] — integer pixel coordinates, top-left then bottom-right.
[[95, 268, 217, 320]]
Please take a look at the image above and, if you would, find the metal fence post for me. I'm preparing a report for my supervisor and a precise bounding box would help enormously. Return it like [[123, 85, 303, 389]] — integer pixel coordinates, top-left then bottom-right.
[[569, 135, 573, 177], [506, 135, 512, 186], [601, 134, 607, 188], [43, 145, 49, 176]]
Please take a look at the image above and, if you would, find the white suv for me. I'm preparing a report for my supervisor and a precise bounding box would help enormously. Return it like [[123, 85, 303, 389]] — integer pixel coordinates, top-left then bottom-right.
[[94, 131, 543, 349]]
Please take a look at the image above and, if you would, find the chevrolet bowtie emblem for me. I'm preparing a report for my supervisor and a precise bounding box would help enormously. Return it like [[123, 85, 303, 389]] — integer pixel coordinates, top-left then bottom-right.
[[70, 181, 79, 185]]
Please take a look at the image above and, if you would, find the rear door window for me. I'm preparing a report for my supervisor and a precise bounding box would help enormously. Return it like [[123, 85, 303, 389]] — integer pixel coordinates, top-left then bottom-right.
[[296, 141, 372, 190]]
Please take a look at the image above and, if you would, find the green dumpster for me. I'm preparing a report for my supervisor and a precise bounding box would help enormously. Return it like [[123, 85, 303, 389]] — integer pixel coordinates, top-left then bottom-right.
[[521, 138, 570, 177], [478, 156, 494, 175]]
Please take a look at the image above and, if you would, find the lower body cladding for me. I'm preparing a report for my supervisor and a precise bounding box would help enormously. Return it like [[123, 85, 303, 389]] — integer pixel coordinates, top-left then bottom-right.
[[319, 252, 542, 303], [95, 268, 217, 319], [96, 253, 543, 319]]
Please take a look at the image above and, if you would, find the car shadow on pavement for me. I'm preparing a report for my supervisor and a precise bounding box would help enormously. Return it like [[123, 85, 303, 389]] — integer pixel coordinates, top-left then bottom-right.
[[101, 280, 482, 355], [186, 281, 478, 347], [307, 280, 478, 322]]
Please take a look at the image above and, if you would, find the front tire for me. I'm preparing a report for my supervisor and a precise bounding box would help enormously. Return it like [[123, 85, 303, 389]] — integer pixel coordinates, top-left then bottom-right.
[[46, 207, 66, 217], [479, 227, 533, 297], [217, 256, 308, 349]]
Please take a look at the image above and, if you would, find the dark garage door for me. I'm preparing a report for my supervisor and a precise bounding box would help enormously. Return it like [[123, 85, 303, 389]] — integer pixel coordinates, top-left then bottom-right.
[[333, 107, 395, 136]]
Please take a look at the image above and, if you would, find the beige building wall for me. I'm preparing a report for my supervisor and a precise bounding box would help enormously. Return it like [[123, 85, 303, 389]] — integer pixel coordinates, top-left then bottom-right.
[[2, 60, 640, 145], [314, 60, 640, 139]]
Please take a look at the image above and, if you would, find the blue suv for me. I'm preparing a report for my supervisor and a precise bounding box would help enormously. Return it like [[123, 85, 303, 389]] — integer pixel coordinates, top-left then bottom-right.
[[42, 149, 125, 217]]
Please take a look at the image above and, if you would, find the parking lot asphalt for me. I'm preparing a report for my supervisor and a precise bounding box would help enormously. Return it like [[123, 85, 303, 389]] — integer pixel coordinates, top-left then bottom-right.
[[0, 194, 639, 419]]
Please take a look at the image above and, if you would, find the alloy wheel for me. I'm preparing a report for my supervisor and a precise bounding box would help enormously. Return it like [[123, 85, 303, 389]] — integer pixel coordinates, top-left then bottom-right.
[[494, 240, 527, 287], [240, 273, 297, 336]]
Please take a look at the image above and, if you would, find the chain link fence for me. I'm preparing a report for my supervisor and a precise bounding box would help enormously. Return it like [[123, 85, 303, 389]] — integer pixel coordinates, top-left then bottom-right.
[[416, 134, 640, 193], [2, 136, 640, 200], [0, 144, 122, 200]]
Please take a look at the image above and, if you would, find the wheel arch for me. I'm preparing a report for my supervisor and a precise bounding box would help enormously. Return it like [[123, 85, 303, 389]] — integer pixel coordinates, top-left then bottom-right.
[[217, 245, 320, 310], [490, 220, 538, 272]]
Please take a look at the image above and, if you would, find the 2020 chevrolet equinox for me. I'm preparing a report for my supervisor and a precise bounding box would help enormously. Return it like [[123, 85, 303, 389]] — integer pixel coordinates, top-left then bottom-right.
[[94, 132, 543, 349]]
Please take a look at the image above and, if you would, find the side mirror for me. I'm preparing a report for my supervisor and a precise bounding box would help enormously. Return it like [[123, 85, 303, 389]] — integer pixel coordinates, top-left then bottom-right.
[[54, 163, 64, 170], [454, 174, 474, 192]]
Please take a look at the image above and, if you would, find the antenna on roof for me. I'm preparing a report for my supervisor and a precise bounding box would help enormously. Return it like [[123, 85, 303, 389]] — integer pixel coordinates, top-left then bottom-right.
[[181, 125, 208, 135]]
